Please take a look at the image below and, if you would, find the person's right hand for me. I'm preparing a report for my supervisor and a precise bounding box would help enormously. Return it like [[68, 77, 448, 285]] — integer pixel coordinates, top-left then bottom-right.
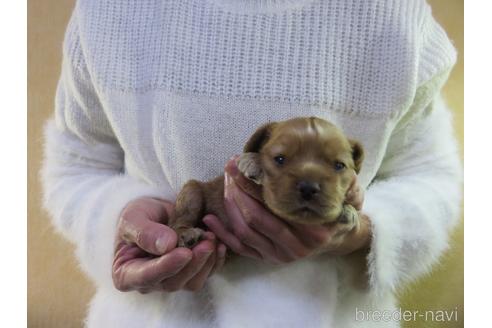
[[112, 197, 226, 294]]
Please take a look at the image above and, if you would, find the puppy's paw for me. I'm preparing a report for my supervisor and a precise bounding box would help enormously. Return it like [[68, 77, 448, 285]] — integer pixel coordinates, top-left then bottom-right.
[[336, 205, 360, 234], [238, 153, 263, 184], [177, 228, 204, 248]]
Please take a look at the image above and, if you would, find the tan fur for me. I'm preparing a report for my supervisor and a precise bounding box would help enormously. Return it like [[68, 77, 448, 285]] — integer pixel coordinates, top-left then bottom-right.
[[168, 117, 364, 248]]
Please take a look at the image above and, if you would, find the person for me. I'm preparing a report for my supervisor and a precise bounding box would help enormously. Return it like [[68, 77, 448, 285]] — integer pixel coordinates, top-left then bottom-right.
[[41, 0, 461, 327]]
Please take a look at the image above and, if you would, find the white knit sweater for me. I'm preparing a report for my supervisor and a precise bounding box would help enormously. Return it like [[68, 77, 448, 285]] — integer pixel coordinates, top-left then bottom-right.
[[42, 0, 461, 327]]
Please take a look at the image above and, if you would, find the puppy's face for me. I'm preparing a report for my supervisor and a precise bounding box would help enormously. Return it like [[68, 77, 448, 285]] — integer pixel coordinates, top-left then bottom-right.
[[242, 117, 363, 225]]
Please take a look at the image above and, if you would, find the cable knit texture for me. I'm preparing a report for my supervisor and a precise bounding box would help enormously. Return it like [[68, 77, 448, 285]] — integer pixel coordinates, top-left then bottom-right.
[[41, 0, 460, 327]]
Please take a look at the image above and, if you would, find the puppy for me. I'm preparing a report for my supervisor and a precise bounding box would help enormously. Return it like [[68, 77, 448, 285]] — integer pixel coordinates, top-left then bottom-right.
[[168, 117, 364, 248]]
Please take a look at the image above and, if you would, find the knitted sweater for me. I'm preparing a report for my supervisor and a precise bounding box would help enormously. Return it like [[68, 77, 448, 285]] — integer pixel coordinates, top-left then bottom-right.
[[41, 0, 461, 327]]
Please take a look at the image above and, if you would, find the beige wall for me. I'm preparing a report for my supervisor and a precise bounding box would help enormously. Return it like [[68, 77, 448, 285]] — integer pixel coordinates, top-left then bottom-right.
[[27, 1, 464, 327], [28, 1, 94, 327], [398, 1, 464, 327]]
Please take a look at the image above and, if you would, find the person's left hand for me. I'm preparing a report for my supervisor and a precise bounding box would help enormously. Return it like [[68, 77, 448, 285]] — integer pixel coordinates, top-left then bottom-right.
[[203, 158, 372, 264]]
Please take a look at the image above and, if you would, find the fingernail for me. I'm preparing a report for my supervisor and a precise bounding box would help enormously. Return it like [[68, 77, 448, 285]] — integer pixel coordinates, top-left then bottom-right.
[[203, 230, 216, 241], [225, 159, 240, 178], [225, 155, 239, 166], [230, 163, 239, 177], [155, 236, 169, 254], [225, 172, 232, 187], [203, 217, 218, 230], [233, 155, 240, 165]]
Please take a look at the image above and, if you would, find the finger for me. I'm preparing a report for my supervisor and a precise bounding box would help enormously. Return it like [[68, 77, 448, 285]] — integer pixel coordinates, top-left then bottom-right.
[[345, 192, 358, 208], [224, 182, 287, 263], [113, 246, 192, 291], [201, 231, 216, 242], [232, 187, 311, 259], [200, 233, 227, 271], [346, 186, 363, 211], [210, 243, 227, 275], [346, 175, 358, 198], [184, 248, 217, 291], [118, 209, 178, 256], [203, 214, 262, 259], [345, 174, 364, 210], [350, 174, 357, 188], [225, 157, 263, 202], [160, 239, 215, 291], [289, 221, 339, 249], [354, 188, 365, 211]]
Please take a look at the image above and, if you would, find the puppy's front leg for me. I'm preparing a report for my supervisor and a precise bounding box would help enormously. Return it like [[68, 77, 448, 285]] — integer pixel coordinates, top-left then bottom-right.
[[237, 152, 263, 184], [336, 204, 360, 235], [168, 180, 206, 248]]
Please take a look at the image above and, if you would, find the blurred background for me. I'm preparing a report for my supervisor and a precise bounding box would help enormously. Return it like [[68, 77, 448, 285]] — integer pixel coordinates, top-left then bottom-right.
[[27, 0, 464, 327]]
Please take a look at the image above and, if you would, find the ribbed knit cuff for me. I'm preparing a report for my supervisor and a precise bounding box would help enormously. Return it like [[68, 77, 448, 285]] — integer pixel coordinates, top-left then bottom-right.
[[207, 0, 316, 13]]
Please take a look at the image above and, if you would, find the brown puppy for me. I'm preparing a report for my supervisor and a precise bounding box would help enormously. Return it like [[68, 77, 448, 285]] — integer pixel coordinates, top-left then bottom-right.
[[168, 117, 364, 248]]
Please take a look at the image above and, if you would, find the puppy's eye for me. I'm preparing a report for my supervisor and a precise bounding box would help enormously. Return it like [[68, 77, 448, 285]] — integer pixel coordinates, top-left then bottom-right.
[[274, 155, 285, 165], [334, 162, 346, 171]]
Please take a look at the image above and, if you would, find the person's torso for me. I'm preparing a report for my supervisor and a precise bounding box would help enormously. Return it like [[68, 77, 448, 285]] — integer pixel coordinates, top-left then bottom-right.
[[74, 0, 423, 192]]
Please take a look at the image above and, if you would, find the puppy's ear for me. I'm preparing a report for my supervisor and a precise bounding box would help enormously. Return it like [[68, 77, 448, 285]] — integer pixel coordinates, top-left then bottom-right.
[[243, 122, 276, 153], [349, 139, 364, 174]]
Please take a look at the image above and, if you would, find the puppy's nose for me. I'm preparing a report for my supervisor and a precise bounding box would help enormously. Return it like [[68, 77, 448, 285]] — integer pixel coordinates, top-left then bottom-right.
[[297, 181, 320, 201]]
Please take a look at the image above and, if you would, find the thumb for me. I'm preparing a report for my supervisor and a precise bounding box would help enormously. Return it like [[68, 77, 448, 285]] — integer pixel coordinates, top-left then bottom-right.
[[118, 209, 178, 255]]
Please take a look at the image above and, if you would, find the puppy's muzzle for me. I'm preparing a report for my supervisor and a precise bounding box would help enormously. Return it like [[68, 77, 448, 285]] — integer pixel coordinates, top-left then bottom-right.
[[297, 180, 321, 201]]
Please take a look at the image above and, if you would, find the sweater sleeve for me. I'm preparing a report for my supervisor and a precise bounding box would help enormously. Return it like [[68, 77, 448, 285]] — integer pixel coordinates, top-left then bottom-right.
[[41, 15, 173, 288], [364, 95, 461, 295], [363, 9, 461, 295]]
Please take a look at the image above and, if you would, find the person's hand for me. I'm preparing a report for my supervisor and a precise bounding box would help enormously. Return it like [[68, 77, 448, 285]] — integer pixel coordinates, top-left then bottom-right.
[[345, 174, 364, 211], [203, 158, 371, 264], [112, 197, 227, 293]]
